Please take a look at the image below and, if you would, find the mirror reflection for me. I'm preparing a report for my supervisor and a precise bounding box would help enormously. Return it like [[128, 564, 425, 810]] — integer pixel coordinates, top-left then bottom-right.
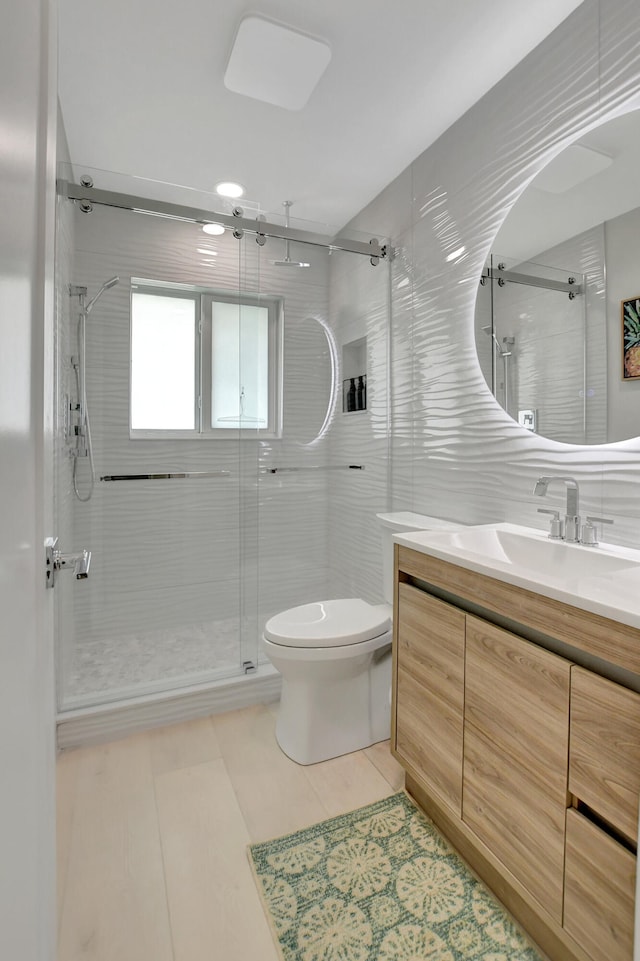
[[475, 110, 640, 444]]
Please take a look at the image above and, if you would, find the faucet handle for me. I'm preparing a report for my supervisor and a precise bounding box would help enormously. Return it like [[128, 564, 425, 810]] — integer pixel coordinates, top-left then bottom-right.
[[537, 508, 564, 540], [581, 515, 613, 547]]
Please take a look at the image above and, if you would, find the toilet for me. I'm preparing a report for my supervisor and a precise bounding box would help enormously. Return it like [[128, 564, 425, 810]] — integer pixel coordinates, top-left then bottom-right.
[[262, 512, 462, 764]]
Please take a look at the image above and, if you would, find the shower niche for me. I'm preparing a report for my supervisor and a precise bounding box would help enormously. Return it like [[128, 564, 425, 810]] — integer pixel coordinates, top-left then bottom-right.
[[342, 337, 367, 413]]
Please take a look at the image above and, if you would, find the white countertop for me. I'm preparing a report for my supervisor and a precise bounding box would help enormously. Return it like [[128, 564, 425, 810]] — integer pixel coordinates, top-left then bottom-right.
[[394, 522, 640, 632]]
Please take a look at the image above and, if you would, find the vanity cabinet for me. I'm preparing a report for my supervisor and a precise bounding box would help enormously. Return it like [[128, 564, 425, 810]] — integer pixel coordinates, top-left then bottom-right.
[[394, 583, 465, 814], [463, 616, 570, 922], [392, 544, 640, 961]]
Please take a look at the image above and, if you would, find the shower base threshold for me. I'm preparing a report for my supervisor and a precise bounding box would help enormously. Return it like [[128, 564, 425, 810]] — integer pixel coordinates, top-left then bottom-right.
[[56, 663, 281, 751]]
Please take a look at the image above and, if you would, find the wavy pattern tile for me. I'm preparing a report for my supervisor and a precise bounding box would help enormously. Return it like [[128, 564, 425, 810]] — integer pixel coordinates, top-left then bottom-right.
[[347, 0, 640, 551], [327, 248, 391, 604]]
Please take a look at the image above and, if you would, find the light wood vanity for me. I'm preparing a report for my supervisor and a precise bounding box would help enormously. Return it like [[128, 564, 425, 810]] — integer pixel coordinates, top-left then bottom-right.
[[392, 543, 640, 961]]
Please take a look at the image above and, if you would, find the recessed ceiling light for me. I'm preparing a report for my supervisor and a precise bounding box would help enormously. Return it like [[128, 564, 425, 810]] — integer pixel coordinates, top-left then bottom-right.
[[215, 181, 245, 199], [202, 223, 226, 235], [224, 16, 331, 111]]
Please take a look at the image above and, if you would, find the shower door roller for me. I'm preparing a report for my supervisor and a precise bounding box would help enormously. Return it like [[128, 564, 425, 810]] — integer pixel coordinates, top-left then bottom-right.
[[45, 536, 92, 588]]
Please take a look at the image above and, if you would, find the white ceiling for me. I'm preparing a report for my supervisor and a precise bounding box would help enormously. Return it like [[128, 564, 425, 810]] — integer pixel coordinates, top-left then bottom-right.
[[58, 0, 585, 229]]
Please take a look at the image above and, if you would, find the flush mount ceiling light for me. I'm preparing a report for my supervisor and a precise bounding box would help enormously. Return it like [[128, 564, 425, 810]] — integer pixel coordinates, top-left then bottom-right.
[[533, 143, 613, 194], [215, 181, 244, 199], [202, 223, 226, 235], [224, 16, 332, 111]]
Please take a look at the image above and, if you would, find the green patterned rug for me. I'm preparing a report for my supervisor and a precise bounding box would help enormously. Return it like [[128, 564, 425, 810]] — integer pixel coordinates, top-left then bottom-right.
[[248, 791, 544, 961]]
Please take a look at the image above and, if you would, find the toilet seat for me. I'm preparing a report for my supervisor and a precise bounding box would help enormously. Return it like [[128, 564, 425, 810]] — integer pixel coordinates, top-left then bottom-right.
[[264, 599, 391, 648]]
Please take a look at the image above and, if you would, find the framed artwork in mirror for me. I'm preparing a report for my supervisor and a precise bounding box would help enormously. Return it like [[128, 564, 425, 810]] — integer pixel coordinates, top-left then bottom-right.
[[622, 296, 640, 379]]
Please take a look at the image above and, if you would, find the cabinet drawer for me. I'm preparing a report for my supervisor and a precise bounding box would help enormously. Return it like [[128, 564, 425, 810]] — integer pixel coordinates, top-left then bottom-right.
[[395, 584, 465, 814], [569, 666, 640, 842], [564, 808, 635, 961]]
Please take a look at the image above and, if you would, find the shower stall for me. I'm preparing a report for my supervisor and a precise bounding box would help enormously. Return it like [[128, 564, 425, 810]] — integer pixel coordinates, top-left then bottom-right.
[[54, 169, 391, 744]]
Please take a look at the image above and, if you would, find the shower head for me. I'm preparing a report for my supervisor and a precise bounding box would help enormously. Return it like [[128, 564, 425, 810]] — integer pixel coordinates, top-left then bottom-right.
[[85, 276, 120, 313], [272, 257, 311, 267], [271, 201, 310, 268]]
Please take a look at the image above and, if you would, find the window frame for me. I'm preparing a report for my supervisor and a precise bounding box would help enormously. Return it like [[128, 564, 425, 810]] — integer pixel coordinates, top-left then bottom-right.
[[129, 279, 283, 440]]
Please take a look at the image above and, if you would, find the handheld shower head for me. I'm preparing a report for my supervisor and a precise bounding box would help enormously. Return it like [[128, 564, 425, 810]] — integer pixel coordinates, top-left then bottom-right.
[[271, 201, 310, 268], [85, 276, 120, 313]]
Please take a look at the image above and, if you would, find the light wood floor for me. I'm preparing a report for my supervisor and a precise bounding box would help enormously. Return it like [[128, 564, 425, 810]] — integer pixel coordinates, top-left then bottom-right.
[[56, 701, 405, 961]]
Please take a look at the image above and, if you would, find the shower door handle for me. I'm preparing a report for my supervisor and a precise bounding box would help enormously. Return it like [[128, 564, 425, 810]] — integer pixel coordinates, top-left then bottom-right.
[[45, 537, 92, 588]]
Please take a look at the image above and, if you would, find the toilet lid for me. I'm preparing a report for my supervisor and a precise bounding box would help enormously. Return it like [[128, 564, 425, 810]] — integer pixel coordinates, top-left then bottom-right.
[[264, 599, 391, 648]]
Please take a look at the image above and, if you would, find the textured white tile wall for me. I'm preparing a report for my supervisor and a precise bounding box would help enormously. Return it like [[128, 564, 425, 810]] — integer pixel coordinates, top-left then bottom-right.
[[327, 249, 391, 604], [345, 0, 640, 550]]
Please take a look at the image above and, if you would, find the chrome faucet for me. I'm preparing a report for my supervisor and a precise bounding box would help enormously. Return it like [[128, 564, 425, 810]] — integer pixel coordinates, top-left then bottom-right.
[[533, 475, 581, 542]]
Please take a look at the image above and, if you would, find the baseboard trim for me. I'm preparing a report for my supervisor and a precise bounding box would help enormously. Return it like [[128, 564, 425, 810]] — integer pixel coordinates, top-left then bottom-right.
[[56, 667, 282, 750]]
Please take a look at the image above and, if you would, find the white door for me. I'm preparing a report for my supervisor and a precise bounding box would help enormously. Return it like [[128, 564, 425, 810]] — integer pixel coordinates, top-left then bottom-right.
[[0, 1, 57, 958]]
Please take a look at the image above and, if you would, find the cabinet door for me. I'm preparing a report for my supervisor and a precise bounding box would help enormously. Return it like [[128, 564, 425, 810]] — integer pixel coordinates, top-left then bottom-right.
[[564, 808, 635, 961], [395, 584, 465, 814], [463, 616, 570, 922], [569, 666, 640, 843]]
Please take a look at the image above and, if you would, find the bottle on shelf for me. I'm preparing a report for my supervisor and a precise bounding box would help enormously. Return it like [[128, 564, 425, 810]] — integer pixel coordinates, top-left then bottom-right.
[[356, 374, 366, 410], [347, 378, 357, 412]]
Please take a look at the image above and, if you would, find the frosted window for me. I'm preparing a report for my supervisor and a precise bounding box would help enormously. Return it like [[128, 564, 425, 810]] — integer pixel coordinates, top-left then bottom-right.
[[131, 293, 195, 429], [211, 302, 269, 429]]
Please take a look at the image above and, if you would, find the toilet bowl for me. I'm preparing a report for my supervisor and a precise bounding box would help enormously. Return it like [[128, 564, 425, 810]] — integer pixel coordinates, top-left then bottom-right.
[[262, 512, 462, 765]]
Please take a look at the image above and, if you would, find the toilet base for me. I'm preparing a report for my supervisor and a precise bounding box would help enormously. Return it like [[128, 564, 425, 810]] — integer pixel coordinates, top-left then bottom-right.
[[272, 642, 392, 765]]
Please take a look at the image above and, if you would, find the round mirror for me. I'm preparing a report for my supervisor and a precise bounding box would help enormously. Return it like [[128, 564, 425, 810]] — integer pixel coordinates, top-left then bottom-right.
[[475, 109, 640, 444]]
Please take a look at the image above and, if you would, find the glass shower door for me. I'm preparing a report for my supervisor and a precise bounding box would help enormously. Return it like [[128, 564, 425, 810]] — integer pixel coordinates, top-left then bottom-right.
[[54, 191, 260, 711]]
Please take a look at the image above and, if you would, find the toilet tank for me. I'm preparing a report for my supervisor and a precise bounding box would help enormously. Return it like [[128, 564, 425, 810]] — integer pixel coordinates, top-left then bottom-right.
[[376, 512, 463, 606]]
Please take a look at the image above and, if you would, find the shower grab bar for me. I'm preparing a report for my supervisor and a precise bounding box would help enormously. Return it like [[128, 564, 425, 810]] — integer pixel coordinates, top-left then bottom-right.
[[100, 470, 231, 481], [262, 465, 364, 473], [100, 465, 364, 481]]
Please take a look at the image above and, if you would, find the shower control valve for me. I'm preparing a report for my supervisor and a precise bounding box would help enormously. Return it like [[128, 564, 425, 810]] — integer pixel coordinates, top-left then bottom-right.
[[45, 537, 91, 588]]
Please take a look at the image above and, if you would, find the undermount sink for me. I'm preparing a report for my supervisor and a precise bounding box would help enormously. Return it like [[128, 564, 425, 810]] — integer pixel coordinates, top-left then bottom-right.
[[394, 522, 640, 630]]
